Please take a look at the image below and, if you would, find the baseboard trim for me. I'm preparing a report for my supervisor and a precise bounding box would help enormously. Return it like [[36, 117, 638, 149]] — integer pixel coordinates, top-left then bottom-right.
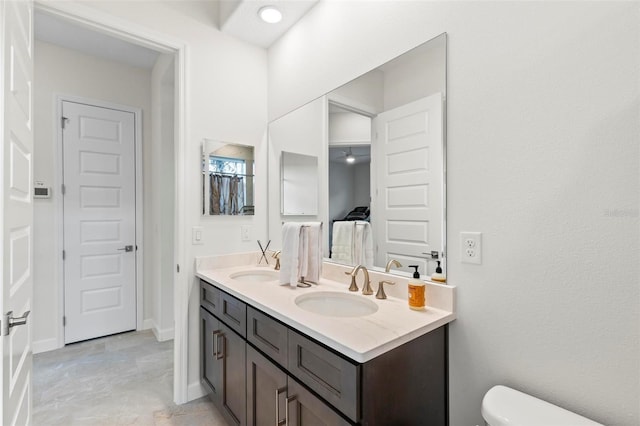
[[142, 318, 155, 330], [154, 326, 174, 342], [33, 338, 60, 354], [187, 381, 207, 402]]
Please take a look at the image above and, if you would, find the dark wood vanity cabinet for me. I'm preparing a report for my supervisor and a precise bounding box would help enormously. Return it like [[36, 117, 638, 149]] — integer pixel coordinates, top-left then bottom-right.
[[200, 305, 247, 426], [200, 279, 448, 426]]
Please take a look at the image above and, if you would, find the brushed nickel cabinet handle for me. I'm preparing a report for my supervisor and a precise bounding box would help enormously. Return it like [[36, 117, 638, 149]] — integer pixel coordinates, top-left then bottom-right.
[[275, 387, 287, 426]]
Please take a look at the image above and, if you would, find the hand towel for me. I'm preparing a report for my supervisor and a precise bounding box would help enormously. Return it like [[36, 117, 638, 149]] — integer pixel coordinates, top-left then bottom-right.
[[303, 222, 323, 283], [354, 221, 374, 267], [331, 221, 355, 264], [280, 223, 302, 286]]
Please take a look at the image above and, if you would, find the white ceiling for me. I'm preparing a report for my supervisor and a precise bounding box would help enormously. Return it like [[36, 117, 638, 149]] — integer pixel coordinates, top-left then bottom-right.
[[34, 10, 161, 69], [219, 0, 319, 48]]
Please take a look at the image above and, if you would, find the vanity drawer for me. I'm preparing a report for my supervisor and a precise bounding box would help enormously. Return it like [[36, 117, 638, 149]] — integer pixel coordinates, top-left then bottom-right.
[[200, 280, 220, 316], [288, 330, 360, 422], [218, 290, 246, 338], [247, 307, 288, 368]]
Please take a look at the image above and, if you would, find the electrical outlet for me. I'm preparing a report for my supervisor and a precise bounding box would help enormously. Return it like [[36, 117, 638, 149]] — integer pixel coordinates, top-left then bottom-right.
[[461, 232, 482, 264], [241, 225, 251, 242]]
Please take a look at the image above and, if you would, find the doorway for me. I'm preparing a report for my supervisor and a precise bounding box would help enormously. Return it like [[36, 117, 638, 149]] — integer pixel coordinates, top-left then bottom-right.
[[33, 3, 187, 404]]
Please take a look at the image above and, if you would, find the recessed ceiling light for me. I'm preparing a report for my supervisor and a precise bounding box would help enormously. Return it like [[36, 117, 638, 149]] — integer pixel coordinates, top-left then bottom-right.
[[258, 6, 282, 24]]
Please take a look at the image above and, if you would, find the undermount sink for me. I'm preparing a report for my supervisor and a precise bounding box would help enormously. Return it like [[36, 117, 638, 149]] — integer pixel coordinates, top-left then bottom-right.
[[295, 291, 379, 318], [229, 269, 279, 282]]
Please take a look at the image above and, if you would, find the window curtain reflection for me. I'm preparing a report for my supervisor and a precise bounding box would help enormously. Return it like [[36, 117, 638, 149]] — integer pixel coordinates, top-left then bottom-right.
[[209, 174, 244, 215]]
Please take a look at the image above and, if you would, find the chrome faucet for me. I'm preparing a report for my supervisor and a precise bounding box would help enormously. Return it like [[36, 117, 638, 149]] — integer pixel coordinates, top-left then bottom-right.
[[348, 265, 373, 295], [385, 259, 402, 273]]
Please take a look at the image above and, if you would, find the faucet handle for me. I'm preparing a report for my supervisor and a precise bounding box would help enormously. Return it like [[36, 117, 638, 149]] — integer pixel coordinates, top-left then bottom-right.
[[345, 272, 359, 292], [376, 280, 396, 299]]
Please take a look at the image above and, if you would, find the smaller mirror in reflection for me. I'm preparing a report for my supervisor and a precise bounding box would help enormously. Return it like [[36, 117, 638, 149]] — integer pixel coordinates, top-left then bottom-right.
[[202, 139, 255, 216], [281, 151, 318, 216]]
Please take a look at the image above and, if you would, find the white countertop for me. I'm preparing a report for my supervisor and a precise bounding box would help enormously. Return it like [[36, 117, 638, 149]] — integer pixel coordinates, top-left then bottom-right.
[[196, 262, 456, 363]]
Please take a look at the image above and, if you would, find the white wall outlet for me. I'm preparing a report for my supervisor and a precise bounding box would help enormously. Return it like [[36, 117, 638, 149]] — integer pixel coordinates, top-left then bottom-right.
[[192, 226, 204, 245], [241, 225, 251, 242], [461, 232, 482, 264]]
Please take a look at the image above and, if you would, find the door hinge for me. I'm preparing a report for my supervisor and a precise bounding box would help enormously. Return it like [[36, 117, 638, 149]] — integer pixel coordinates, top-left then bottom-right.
[[176, 264, 180, 273], [63, 316, 66, 327], [61, 116, 68, 129], [62, 250, 66, 260], [61, 184, 66, 195]]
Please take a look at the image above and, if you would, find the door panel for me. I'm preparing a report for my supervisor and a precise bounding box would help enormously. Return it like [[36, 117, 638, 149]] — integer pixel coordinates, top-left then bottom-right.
[[2, 0, 34, 424], [220, 323, 246, 426], [373, 94, 443, 275], [246, 345, 287, 426], [62, 101, 137, 344]]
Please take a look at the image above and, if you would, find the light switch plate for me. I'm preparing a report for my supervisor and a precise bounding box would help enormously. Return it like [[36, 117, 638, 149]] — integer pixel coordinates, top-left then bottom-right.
[[461, 232, 482, 264], [192, 226, 203, 245]]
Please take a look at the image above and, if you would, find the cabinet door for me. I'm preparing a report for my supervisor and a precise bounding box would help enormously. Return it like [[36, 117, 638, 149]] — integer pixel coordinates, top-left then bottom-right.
[[247, 345, 288, 426], [286, 378, 350, 426], [200, 307, 222, 398], [219, 322, 247, 426]]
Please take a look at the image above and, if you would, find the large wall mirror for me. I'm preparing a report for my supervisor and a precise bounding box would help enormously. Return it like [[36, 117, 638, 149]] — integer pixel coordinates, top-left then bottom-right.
[[202, 139, 255, 215], [268, 33, 447, 278]]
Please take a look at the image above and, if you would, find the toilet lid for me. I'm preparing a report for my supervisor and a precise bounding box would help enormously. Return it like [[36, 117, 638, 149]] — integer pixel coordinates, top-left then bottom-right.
[[481, 385, 603, 426]]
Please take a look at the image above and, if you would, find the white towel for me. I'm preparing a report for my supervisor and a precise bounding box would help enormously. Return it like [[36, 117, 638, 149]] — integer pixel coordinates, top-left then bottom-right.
[[280, 223, 302, 286], [331, 221, 355, 264], [302, 222, 323, 283], [354, 221, 374, 267]]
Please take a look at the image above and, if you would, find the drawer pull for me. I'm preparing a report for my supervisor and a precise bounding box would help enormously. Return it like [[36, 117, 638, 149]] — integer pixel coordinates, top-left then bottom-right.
[[285, 395, 297, 425], [217, 333, 225, 360], [275, 387, 287, 426], [212, 330, 222, 357]]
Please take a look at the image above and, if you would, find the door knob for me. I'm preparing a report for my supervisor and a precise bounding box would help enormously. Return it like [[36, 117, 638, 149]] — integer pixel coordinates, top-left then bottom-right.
[[117, 245, 134, 252]]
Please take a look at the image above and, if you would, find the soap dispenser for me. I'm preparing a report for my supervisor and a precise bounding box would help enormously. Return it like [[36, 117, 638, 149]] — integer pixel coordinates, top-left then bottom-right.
[[408, 265, 425, 310], [431, 261, 446, 283]]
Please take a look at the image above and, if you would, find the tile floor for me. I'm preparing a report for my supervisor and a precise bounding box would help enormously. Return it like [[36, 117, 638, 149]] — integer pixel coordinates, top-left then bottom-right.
[[33, 330, 227, 425]]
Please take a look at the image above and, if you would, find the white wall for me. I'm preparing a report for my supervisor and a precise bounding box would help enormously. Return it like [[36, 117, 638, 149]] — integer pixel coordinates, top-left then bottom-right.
[[33, 40, 153, 352], [269, 2, 640, 425], [37, 0, 269, 399]]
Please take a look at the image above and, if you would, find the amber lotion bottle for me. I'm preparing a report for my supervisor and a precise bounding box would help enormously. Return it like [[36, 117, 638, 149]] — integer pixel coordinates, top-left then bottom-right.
[[408, 265, 425, 310]]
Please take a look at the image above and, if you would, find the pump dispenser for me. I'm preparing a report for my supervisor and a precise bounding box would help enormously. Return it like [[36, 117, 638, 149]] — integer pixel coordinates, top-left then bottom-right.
[[408, 265, 425, 310], [431, 261, 446, 283]]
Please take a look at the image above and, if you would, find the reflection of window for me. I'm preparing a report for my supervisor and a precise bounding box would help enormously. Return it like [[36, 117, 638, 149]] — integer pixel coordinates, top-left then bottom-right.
[[209, 156, 246, 175], [208, 156, 249, 215]]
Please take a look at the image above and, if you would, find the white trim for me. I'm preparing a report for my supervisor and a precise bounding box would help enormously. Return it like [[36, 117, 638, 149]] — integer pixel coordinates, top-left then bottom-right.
[[327, 94, 378, 118], [144, 318, 175, 342], [36, 1, 188, 404], [187, 381, 207, 401], [32, 338, 59, 355], [55, 95, 144, 343]]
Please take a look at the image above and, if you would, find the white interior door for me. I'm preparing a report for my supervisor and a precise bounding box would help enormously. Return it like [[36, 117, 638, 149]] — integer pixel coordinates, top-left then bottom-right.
[[372, 94, 443, 275], [62, 101, 137, 344], [1, 0, 34, 424]]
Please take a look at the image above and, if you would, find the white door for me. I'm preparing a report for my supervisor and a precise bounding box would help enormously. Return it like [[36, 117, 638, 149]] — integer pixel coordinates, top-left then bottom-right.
[[372, 94, 443, 275], [62, 101, 137, 344], [1, 0, 34, 424]]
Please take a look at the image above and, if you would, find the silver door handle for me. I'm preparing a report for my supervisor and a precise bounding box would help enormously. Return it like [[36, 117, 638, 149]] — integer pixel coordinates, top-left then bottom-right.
[[118, 245, 134, 252], [3, 310, 30, 336], [275, 387, 287, 426]]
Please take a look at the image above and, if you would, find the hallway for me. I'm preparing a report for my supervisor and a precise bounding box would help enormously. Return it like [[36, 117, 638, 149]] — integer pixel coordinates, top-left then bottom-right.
[[33, 330, 225, 425]]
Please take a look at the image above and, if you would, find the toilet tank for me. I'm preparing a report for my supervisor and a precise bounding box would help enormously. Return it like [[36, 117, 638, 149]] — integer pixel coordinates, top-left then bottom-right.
[[481, 385, 603, 426]]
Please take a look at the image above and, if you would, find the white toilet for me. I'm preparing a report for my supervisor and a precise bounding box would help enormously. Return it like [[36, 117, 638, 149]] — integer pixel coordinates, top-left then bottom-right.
[[481, 385, 603, 426]]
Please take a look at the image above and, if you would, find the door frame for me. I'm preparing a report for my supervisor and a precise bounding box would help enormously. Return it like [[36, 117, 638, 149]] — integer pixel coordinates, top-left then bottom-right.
[[35, 1, 189, 404], [55, 95, 144, 343]]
